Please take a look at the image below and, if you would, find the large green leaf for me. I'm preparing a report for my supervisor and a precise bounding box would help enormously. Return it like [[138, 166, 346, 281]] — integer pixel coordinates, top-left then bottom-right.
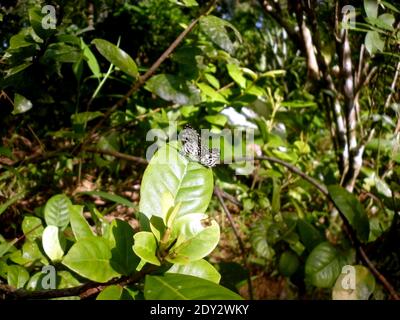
[[139, 144, 213, 219], [328, 185, 370, 242], [305, 242, 343, 288], [144, 274, 242, 300], [42, 225, 66, 262], [145, 74, 201, 105], [92, 39, 138, 78], [62, 237, 120, 283], [167, 259, 221, 283], [108, 219, 139, 275], [7, 265, 30, 289], [69, 205, 94, 240], [199, 15, 242, 54], [332, 265, 376, 300], [44, 194, 71, 230]]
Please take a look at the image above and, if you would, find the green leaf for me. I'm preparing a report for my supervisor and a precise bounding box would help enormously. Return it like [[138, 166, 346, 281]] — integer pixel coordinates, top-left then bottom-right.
[[146, 74, 201, 105], [57, 271, 81, 289], [69, 205, 94, 240], [41, 43, 81, 64], [328, 185, 370, 242], [167, 214, 220, 264], [7, 265, 30, 289], [381, 1, 400, 13], [97, 285, 123, 300], [92, 39, 138, 78], [144, 274, 242, 300], [365, 31, 385, 55], [167, 259, 221, 283], [0, 239, 18, 259], [108, 219, 139, 275], [227, 64, 247, 89], [21, 240, 48, 265], [21, 216, 44, 241], [96, 285, 135, 300], [5, 62, 33, 78], [204, 73, 220, 89], [139, 144, 213, 219], [332, 265, 376, 300], [279, 251, 300, 277], [62, 237, 120, 282], [199, 15, 242, 54], [29, 7, 57, 39], [297, 219, 323, 251], [12, 94, 32, 115], [44, 194, 71, 229], [305, 242, 343, 288], [250, 220, 274, 260], [197, 83, 228, 103], [364, 0, 379, 19], [204, 114, 228, 127], [71, 111, 103, 125], [369, 13, 395, 31], [169, 0, 198, 7], [26, 272, 46, 291], [42, 225, 65, 262], [132, 232, 160, 266], [82, 40, 100, 78]]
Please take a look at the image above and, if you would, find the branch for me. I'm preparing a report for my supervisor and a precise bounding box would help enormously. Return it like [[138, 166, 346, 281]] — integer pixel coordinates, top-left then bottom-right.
[[83, 147, 148, 165], [214, 186, 253, 300], [0, 265, 155, 300]]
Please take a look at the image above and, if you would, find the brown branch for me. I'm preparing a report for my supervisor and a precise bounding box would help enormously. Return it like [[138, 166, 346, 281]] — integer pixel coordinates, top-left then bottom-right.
[[83, 147, 148, 165], [0, 265, 156, 300], [214, 186, 253, 300]]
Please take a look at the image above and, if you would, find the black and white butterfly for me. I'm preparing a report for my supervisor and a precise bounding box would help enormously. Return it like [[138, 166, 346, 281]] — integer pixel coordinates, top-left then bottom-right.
[[180, 125, 219, 168]]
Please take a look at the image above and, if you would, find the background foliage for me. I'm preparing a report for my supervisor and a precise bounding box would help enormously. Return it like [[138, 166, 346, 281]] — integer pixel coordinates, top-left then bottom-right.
[[0, 0, 399, 300]]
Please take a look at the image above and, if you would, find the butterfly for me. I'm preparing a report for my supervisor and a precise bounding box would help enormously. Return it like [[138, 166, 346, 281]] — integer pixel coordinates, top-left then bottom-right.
[[180, 125, 220, 168]]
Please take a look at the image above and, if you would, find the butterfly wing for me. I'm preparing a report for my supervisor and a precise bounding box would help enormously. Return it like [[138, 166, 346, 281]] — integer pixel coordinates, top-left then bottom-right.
[[200, 146, 220, 168], [180, 125, 200, 161]]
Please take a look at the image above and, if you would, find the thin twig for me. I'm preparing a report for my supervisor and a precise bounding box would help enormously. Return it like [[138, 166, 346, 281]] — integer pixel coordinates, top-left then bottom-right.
[[214, 186, 254, 300], [83, 147, 148, 165]]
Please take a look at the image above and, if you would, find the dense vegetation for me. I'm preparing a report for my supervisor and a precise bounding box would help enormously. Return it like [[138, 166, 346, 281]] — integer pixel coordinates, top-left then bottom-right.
[[0, 0, 399, 300]]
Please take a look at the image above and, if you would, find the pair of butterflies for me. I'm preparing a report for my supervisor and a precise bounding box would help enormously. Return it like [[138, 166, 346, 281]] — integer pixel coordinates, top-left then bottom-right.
[[180, 125, 220, 168]]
